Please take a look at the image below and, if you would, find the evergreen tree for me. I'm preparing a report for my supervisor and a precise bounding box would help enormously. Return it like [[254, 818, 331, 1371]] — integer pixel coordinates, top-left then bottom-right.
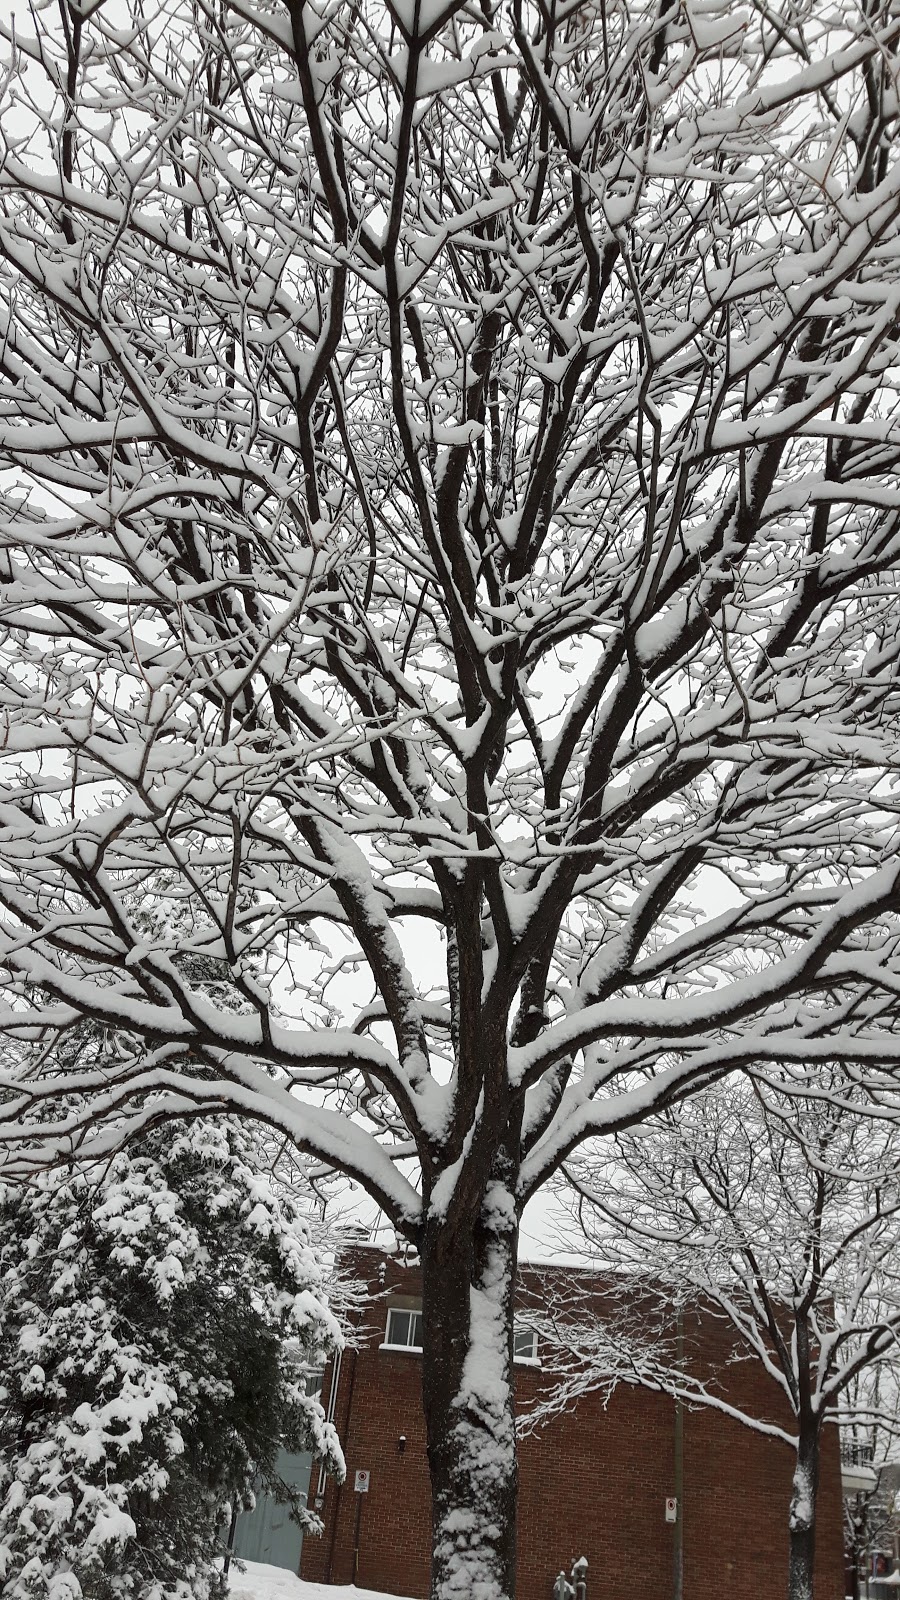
[[0, 1118, 344, 1600]]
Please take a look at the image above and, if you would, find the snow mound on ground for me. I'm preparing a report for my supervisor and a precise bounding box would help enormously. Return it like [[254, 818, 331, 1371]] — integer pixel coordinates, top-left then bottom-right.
[[227, 1559, 417, 1600]]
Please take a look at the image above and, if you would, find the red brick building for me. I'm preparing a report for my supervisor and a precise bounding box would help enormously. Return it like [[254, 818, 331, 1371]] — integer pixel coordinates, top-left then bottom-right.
[[300, 1247, 845, 1600]]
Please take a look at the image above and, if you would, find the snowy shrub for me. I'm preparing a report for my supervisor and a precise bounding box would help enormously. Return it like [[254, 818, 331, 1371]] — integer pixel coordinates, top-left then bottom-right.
[[0, 1120, 344, 1600]]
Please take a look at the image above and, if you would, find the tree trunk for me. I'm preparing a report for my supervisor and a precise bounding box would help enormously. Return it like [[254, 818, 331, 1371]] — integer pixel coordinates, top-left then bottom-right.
[[850, 1550, 861, 1600], [788, 1422, 820, 1600], [420, 1178, 519, 1600]]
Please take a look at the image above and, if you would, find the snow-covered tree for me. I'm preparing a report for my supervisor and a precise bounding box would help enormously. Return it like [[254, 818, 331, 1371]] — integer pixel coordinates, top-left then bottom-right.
[[554, 1072, 900, 1600], [0, 1115, 344, 1600], [3, 2, 900, 1594], [842, 1367, 900, 1600]]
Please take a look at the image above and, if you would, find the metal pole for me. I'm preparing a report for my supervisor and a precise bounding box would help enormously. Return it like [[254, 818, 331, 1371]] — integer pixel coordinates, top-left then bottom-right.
[[325, 1346, 358, 1585], [223, 1506, 238, 1579], [353, 1490, 364, 1585], [315, 1347, 343, 1507], [673, 1303, 684, 1600]]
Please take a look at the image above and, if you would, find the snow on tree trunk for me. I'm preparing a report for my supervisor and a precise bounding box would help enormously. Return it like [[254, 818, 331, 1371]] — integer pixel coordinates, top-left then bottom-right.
[[421, 1181, 519, 1600], [788, 1426, 820, 1600]]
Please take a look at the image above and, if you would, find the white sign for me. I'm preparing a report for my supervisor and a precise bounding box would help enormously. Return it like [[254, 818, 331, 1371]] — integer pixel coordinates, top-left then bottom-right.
[[354, 1470, 371, 1494], [665, 1497, 678, 1523]]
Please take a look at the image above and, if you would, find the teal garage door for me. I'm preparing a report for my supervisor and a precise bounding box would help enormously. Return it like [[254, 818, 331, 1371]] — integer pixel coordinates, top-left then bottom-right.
[[231, 1450, 313, 1571]]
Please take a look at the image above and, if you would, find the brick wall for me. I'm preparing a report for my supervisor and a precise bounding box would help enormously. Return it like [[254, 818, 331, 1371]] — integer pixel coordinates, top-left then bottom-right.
[[301, 1249, 845, 1600]]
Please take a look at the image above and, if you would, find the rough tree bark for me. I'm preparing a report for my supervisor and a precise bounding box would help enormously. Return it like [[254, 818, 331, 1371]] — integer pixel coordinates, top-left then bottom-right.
[[788, 1413, 821, 1600], [422, 1180, 521, 1599]]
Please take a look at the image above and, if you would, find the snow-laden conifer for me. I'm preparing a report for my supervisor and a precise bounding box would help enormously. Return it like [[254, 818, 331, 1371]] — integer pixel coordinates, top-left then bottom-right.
[[0, 1118, 344, 1600]]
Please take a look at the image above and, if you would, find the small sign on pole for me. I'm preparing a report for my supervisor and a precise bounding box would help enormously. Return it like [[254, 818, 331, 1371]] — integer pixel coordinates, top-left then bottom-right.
[[665, 1497, 678, 1523], [354, 1470, 371, 1494]]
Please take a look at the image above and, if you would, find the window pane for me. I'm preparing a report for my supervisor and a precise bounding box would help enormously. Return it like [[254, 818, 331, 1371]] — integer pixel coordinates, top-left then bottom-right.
[[410, 1312, 423, 1348], [514, 1327, 536, 1360], [388, 1309, 411, 1346]]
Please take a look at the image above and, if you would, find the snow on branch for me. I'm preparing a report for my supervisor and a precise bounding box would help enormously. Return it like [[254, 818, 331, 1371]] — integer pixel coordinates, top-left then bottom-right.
[[2, 0, 900, 1236]]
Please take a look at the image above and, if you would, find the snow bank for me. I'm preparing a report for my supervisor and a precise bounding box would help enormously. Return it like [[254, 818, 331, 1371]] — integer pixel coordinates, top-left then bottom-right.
[[227, 1558, 416, 1600]]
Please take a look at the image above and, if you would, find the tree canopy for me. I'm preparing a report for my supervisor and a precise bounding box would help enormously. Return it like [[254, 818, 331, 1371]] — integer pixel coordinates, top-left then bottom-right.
[[1, 0, 900, 1216], [3, 1, 900, 1594]]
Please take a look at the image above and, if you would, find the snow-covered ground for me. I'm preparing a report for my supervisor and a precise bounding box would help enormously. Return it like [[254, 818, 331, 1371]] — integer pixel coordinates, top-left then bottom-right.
[[228, 1559, 415, 1600]]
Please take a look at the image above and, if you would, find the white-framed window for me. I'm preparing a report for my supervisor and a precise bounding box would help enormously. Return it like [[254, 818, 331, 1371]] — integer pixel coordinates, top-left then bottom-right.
[[513, 1325, 539, 1364], [384, 1306, 424, 1350], [381, 1308, 538, 1362]]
